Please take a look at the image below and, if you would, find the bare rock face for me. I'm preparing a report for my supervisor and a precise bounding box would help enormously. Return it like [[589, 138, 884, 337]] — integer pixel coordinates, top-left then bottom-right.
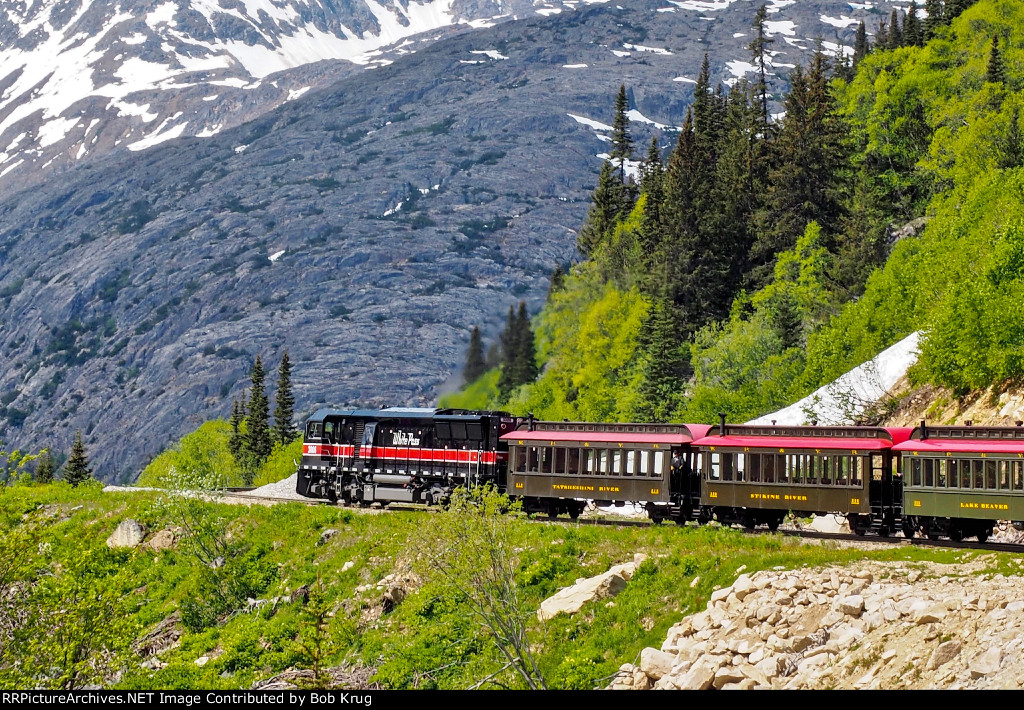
[[613, 558, 1024, 690], [538, 554, 647, 622], [106, 519, 146, 548]]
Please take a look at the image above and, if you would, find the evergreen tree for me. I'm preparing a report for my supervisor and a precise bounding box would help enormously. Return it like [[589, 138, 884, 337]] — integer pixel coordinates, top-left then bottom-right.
[[34, 450, 55, 484], [904, 2, 923, 47], [244, 355, 272, 481], [512, 302, 538, 386], [229, 394, 246, 463], [770, 288, 803, 350], [853, 21, 869, 67], [752, 50, 851, 282], [463, 326, 487, 384], [987, 34, 1005, 85], [610, 84, 635, 186], [273, 351, 296, 446], [998, 105, 1023, 170], [497, 306, 520, 399], [635, 297, 690, 421], [875, 19, 890, 52], [747, 4, 774, 127], [888, 9, 903, 48], [577, 160, 621, 257], [546, 265, 566, 302], [63, 432, 93, 487], [924, 0, 944, 40]]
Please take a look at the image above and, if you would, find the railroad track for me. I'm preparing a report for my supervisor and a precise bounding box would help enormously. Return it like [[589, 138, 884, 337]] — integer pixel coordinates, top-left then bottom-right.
[[197, 488, 1024, 551]]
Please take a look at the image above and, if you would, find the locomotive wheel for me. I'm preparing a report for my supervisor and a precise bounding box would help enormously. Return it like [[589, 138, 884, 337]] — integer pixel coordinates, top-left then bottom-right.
[[851, 516, 867, 536], [877, 524, 890, 538], [949, 526, 964, 542], [976, 530, 989, 543], [902, 522, 916, 540]]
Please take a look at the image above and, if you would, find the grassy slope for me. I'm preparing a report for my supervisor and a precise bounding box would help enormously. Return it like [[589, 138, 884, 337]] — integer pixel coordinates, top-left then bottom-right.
[[0, 482, 999, 690]]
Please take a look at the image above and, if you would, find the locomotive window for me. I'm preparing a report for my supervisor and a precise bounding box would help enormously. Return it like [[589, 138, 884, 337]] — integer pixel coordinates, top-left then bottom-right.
[[554, 447, 567, 475], [436, 422, 451, 440], [986, 460, 997, 490], [324, 422, 335, 441], [451, 422, 468, 441], [467, 423, 483, 441], [567, 448, 581, 475], [307, 422, 322, 439]]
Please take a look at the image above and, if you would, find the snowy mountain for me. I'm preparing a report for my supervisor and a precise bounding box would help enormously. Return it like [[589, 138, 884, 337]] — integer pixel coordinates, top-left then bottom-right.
[[0, 0, 906, 481], [0, 0, 604, 190]]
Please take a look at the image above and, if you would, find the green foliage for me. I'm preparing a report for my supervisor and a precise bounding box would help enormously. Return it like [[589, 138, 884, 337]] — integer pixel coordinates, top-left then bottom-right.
[[252, 438, 304, 487], [438, 368, 501, 410], [138, 420, 242, 488], [273, 351, 297, 447]]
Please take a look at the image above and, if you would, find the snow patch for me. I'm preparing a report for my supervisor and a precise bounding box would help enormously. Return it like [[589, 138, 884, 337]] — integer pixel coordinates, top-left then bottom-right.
[[269, 249, 286, 262], [127, 119, 188, 151], [765, 20, 797, 36], [623, 43, 672, 55], [748, 332, 922, 426], [626, 108, 670, 130], [667, 0, 737, 10], [234, 144, 249, 153], [567, 113, 613, 132], [821, 14, 859, 28], [286, 87, 311, 101], [563, 63, 588, 68], [471, 50, 508, 60], [611, 50, 631, 57], [673, 76, 697, 84], [146, 2, 177, 28]]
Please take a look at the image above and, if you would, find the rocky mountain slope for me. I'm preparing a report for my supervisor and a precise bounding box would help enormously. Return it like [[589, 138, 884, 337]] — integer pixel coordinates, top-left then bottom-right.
[[0, 0, 904, 481]]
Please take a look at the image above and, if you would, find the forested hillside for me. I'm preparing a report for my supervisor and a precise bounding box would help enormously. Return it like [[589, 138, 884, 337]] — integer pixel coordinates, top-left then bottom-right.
[[445, 0, 1024, 424]]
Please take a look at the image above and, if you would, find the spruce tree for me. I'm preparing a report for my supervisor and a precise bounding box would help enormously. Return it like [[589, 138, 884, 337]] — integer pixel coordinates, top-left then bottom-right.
[[463, 326, 487, 384], [244, 355, 272, 481], [512, 302, 538, 386], [229, 394, 246, 464], [273, 350, 296, 446], [497, 306, 519, 399], [888, 9, 902, 48], [987, 35, 1005, 85], [904, 2, 923, 47], [63, 432, 93, 487], [577, 160, 620, 257], [853, 21, 869, 67], [752, 50, 850, 281], [747, 4, 773, 127], [998, 105, 1023, 170], [34, 450, 55, 484], [546, 265, 566, 302], [875, 20, 889, 52], [610, 84, 635, 186], [924, 0, 944, 40]]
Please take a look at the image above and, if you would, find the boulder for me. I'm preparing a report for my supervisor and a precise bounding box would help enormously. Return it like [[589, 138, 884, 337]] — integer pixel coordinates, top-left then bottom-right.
[[107, 519, 145, 548], [538, 567, 631, 621], [146, 529, 176, 551]]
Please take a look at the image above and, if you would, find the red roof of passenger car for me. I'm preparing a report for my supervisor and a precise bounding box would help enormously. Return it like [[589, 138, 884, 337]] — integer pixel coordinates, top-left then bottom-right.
[[694, 435, 896, 451], [501, 423, 710, 445], [893, 439, 1024, 454]]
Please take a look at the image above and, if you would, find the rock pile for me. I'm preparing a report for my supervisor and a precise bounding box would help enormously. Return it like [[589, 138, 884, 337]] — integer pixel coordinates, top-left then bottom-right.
[[610, 558, 1024, 690]]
